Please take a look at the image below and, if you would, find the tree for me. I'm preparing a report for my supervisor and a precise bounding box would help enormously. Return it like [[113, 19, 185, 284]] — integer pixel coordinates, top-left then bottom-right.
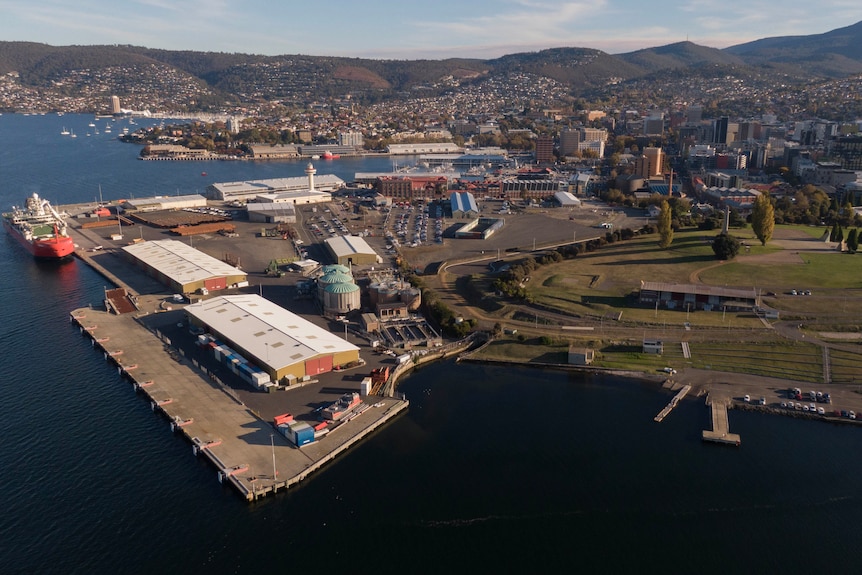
[[751, 193, 775, 246], [712, 233, 741, 260], [847, 228, 859, 253], [658, 199, 673, 248], [830, 222, 839, 242]]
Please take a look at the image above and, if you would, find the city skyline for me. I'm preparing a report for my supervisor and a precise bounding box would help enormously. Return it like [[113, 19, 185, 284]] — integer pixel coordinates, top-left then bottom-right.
[[1, 0, 860, 60]]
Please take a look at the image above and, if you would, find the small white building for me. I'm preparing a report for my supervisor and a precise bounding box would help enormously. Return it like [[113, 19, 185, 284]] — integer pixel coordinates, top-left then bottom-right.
[[554, 191, 581, 207]]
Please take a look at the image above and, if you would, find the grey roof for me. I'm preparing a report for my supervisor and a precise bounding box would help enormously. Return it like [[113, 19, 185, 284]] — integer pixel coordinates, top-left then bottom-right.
[[185, 294, 358, 370], [324, 235, 377, 258], [208, 174, 344, 197], [640, 281, 757, 300], [122, 240, 246, 287], [450, 191, 479, 213]]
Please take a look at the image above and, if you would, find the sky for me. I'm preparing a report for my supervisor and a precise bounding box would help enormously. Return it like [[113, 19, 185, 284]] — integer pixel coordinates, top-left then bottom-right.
[[1, 0, 861, 59]]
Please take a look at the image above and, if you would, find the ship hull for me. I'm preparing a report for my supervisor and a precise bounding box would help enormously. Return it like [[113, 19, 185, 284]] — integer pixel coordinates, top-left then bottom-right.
[[3, 218, 75, 259]]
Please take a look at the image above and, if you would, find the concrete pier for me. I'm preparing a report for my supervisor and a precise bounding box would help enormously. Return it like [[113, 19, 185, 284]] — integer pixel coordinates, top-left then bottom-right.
[[71, 307, 408, 501], [702, 394, 741, 446]]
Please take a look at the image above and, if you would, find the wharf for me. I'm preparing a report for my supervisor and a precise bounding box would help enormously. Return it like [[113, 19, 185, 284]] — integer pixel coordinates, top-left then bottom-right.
[[654, 384, 691, 422], [70, 307, 408, 501], [702, 394, 741, 446]]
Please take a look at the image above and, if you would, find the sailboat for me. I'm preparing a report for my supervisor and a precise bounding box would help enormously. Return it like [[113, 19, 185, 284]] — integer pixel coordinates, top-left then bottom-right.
[[60, 127, 70, 135]]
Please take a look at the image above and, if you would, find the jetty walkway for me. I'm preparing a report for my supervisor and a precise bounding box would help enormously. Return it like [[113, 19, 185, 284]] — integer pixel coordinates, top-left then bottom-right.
[[654, 384, 692, 422]]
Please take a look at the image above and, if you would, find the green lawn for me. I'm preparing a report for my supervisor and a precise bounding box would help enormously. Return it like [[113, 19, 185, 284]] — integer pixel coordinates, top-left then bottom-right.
[[698, 252, 862, 290], [462, 224, 862, 382]]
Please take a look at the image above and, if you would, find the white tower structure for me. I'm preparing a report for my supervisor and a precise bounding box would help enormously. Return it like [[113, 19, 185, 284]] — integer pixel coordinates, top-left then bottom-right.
[[305, 163, 316, 192]]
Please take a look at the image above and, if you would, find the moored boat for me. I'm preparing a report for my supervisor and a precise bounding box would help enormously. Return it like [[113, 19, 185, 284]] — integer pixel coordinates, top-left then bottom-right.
[[3, 193, 75, 259]]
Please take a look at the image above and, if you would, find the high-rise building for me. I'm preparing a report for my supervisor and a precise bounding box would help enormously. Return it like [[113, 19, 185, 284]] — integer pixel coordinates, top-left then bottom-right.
[[827, 136, 862, 171], [338, 131, 364, 148], [535, 135, 555, 163], [110, 95, 121, 115], [713, 117, 729, 145], [686, 106, 703, 124], [580, 128, 607, 143], [636, 147, 664, 178], [559, 129, 581, 157], [644, 115, 664, 136]]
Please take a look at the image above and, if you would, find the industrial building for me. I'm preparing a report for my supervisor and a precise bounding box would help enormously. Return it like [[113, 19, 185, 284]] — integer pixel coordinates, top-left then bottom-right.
[[122, 239, 247, 295], [450, 191, 479, 218], [246, 202, 296, 224], [185, 294, 360, 383], [122, 194, 208, 212], [386, 143, 462, 155], [206, 163, 344, 201], [324, 235, 380, 266], [248, 145, 299, 159]]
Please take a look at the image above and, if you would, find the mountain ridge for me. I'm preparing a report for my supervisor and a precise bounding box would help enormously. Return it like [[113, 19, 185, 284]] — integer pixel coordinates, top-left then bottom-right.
[[1, 20, 861, 110]]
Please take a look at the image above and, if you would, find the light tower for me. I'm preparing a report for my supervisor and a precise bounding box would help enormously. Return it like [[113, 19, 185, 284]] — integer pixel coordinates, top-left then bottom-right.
[[305, 162, 316, 192]]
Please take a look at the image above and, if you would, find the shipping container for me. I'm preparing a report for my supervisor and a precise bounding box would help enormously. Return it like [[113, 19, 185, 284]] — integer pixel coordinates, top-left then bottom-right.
[[274, 413, 294, 426], [252, 372, 271, 388], [360, 377, 372, 397]]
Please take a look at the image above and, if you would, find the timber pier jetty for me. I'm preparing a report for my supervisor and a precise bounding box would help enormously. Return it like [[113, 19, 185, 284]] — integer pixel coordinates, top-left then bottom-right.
[[654, 384, 691, 422], [70, 306, 408, 501]]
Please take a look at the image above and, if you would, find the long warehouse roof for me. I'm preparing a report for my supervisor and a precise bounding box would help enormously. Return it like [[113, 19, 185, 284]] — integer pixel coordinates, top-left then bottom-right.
[[208, 175, 344, 195], [123, 240, 246, 286], [185, 294, 359, 370], [324, 235, 377, 258]]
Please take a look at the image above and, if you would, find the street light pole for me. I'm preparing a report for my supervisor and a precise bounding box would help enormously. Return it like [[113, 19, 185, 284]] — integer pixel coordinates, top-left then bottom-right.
[[271, 433, 277, 478]]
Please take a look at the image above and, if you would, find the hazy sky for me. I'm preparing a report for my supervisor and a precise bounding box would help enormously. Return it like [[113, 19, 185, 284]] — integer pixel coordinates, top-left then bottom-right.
[[1, 0, 860, 59]]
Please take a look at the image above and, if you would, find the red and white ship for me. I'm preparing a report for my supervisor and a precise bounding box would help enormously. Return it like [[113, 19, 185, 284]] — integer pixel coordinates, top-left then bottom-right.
[[3, 193, 75, 259]]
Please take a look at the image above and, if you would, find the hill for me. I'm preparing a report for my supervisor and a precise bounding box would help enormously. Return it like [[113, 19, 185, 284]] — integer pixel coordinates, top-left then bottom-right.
[[618, 41, 747, 73], [725, 20, 862, 77], [2, 21, 862, 112]]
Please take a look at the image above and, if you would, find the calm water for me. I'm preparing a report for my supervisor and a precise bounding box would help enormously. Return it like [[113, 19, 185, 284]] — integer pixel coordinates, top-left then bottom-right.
[[1, 114, 861, 574]]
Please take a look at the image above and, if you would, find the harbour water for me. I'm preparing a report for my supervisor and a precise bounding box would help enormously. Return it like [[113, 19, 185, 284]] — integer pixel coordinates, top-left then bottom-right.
[[1, 114, 862, 573]]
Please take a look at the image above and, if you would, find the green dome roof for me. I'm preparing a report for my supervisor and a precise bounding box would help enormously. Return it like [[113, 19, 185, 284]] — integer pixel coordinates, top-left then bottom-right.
[[324, 282, 359, 294], [319, 271, 353, 285]]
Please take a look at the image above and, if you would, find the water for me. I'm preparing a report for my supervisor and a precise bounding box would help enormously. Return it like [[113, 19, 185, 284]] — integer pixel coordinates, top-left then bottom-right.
[[1, 114, 861, 574]]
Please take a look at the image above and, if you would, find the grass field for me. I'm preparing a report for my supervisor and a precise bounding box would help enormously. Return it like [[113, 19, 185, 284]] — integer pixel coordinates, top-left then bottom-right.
[[459, 222, 862, 381]]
